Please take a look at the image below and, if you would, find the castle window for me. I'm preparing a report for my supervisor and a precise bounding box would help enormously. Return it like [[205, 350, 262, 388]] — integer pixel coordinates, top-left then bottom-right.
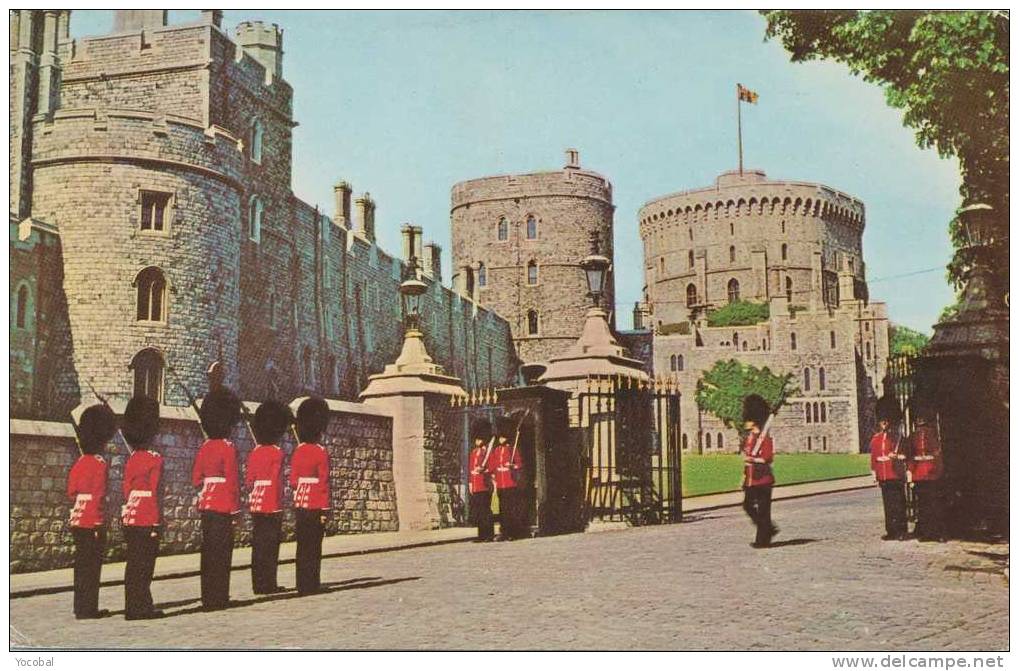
[[727, 278, 740, 303], [781, 220, 786, 234], [822, 436, 828, 452], [790, 332, 797, 350], [13, 283, 30, 330], [742, 341, 748, 351], [705, 432, 712, 450], [762, 338, 768, 350], [497, 217, 508, 241], [660, 257, 665, 274], [830, 330, 836, 349], [249, 119, 264, 164], [140, 191, 171, 232], [686, 283, 697, 307], [820, 402, 827, 423], [478, 262, 487, 287], [807, 436, 812, 451], [781, 243, 788, 261], [819, 367, 826, 390], [527, 309, 539, 336], [527, 260, 538, 285], [688, 250, 694, 268], [785, 276, 793, 302], [717, 432, 723, 449], [682, 434, 688, 451], [865, 322, 870, 332], [677, 355, 684, 372], [669, 355, 677, 372], [805, 403, 811, 424], [729, 222, 734, 236], [813, 402, 820, 423], [526, 216, 537, 240], [803, 367, 811, 391], [866, 341, 872, 359], [729, 245, 736, 263], [130, 348, 164, 403], [688, 227, 693, 241], [248, 196, 263, 243], [135, 266, 167, 322], [732, 332, 739, 350]]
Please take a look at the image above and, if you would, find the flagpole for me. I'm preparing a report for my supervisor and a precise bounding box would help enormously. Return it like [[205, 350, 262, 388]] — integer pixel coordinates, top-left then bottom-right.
[[737, 84, 743, 176]]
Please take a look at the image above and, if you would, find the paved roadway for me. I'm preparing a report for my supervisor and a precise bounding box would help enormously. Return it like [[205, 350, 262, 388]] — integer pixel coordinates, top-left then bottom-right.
[[9, 489, 1008, 650]]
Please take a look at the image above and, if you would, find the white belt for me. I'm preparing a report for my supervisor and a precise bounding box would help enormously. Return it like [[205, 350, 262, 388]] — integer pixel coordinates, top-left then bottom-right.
[[913, 455, 936, 461], [253, 480, 273, 486], [875, 457, 891, 462], [75, 493, 93, 502], [204, 477, 226, 484], [129, 490, 152, 497], [298, 477, 319, 484]]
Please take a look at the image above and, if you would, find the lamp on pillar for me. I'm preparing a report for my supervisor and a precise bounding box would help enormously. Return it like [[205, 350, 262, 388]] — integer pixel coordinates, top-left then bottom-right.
[[399, 256, 428, 334], [580, 231, 611, 309]]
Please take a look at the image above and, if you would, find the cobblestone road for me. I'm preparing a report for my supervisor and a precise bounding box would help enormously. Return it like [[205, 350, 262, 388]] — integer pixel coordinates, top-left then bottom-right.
[[9, 489, 1008, 650]]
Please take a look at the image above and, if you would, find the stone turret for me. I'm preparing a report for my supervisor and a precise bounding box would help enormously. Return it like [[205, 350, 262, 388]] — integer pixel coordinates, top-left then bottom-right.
[[354, 193, 376, 243], [333, 181, 352, 229]]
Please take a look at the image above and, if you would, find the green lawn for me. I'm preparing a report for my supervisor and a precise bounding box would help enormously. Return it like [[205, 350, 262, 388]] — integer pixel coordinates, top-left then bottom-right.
[[681, 453, 871, 497]]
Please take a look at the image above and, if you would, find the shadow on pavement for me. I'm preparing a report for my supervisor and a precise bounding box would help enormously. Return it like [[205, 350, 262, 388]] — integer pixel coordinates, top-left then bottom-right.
[[767, 538, 820, 548]]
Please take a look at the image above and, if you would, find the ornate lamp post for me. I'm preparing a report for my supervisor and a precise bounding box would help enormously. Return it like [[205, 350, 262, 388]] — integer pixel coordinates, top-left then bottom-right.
[[399, 256, 428, 334], [580, 232, 611, 310]]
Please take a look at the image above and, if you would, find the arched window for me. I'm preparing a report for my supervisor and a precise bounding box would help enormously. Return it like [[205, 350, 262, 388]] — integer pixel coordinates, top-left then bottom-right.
[[830, 331, 836, 349], [804, 367, 811, 391], [790, 332, 797, 350], [497, 217, 508, 241], [805, 403, 811, 424], [686, 283, 697, 307], [822, 436, 828, 452], [729, 245, 736, 263], [763, 338, 768, 350], [732, 332, 739, 350], [527, 260, 538, 285], [781, 243, 788, 261], [820, 402, 827, 423], [248, 195, 263, 243], [669, 354, 677, 372], [682, 434, 688, 451], [135, 267, 167, 322], [688, 250, 694, 268], [676, 355, 684, 372], [130, 348, 164, 403], [705, 432, 712, 449], [742, 341, 748, 351], [688, 228, 692, 241], [785, 276, 793, 302], [807, 436, 812, 451], [812, 402, 820, 423], [729, 222, 734, 236], [526, 216, 537, 240], [478, 262, 487, 287], [727, 278, 740, 303], [527, 309, 539, 336], [659, 257, 665, 274], [866, 341, 872, 359], [819, 367, 826, 391], [249, 118, 264, 164], [13, 283, 30, 329], [717, 432, 723, 449], [465, 267, 475, 297]]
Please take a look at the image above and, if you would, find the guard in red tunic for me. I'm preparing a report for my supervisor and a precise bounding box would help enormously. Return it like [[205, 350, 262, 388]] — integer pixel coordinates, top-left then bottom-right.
[[467, 419, 495, 542], [191, 387, 242, 610], [67, 403, 116, 619], [870, 395, 908, 540], [121, 395, 164, 620], [908, 403, 946, 542], [290, 397, 331, 595], [246, 400, 292, 594], [491, 414, 525, 540], [741, 395, 778, 548]]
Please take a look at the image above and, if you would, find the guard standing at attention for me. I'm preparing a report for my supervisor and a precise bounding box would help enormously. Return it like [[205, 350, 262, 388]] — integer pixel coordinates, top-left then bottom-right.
[[290, 397, 331, 595], [870, 395, 908, 541], [467, 418, 495, 542], [246, 400, 293, 593], [908, 403, 946, 542], [741, 394, 778, 548], [491, 414, 525, 540], [67, 403, 117, 619], [121, 395, 164, 620], [191, 387, 242, 610]]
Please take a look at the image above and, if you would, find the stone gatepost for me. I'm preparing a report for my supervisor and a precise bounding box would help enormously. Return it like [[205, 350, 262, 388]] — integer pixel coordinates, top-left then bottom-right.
[[360, 327, 464, 531]]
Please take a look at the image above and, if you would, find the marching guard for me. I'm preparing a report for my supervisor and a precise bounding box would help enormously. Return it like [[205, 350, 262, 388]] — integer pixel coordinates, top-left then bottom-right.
[[246, 400, 293, 593], [467, 419, 495, 542], [121, 396, 164, 620], [741, 395, 778, 548], [191, 387, 242, 610], [67, 403, 117, 619], [491, 415, 525, 540], [908, 404, 946, 542], [870, 395, 908, 541], [290, 397, 331, 595]]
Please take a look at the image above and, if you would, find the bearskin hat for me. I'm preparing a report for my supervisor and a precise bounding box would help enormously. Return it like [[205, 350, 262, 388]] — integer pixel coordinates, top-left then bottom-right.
[[200, 387, 242, 440], [122, 395, 160, 450], [875, 395, 902, 424], [741, 394, 771, 428], [494, 414, 518, 439], [471, 417, 492, 442], [253, 400, 293, 446], [296, 396, 330, 443], [909, 397, 933, 424], [78, 403, 117, 455]]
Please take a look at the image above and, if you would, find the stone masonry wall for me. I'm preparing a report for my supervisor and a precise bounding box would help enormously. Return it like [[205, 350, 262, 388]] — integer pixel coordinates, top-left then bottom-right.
[[9, 399, 396, 574]]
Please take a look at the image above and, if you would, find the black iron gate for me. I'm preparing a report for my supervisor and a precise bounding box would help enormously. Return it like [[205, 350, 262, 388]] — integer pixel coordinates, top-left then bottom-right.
[[436, 391, 506, 527], [577, 375, 682, 525]]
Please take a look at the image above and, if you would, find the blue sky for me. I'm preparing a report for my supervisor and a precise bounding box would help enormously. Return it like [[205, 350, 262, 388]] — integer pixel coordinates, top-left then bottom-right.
[[71, 10, 961, 333]]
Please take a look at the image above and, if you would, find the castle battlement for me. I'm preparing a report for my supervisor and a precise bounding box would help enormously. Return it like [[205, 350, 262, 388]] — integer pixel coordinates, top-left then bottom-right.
[[451, 167, 613, 211]]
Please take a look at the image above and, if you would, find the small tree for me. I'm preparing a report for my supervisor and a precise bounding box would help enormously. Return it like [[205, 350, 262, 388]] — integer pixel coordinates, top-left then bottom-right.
[[695, 359, 799, 431], [706, 300, 770, 327], [889, 323, 931, 355]]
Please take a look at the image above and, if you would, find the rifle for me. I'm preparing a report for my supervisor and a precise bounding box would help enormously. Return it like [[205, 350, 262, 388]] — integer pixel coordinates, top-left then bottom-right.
[[166, 365, 208, 440], [509, 408, 531, 464]]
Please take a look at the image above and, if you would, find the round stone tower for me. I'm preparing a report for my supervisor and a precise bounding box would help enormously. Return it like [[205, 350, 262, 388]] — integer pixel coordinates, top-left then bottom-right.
[[450, 149, 615, 365]]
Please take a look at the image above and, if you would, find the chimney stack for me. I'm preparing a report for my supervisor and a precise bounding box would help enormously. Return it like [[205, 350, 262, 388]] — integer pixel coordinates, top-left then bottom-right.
[[423, 243, 442, 282], [201, 10, 223, 28], [113, 10, 167, 32], [565, 148, 580, 169], [333, 181, 352, 228], [354, 193, 376, 243], [400, 224, 415, 263]]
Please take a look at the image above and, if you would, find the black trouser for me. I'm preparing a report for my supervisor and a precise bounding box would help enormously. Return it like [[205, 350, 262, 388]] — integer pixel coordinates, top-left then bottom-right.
[[742, 486, 774, 545], [879, 480, 908, 537], [72, 526, 105, 617], [295, 509, 325, 594], [498, 487, 526, 540], [124, 526, 159, 616], [469, 490, 494, 540], [200, 512, 234, 608], [251, 513, 282, 593], [913, 480, 945, 539]]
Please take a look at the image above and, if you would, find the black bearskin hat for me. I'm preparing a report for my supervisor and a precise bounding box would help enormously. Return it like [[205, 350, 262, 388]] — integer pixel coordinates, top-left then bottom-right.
[[741, 394, 770, 428], [78, 404, 117, 455], [200, 387, 242, 439], [875, 395, 902, 424], [122, 395, 160, 450], [253, 400, 293, 446], [494, 414, 517, 439], [909, 397, 933, 424], [471, 418, 492, 442], [296, 396, 330, 443]]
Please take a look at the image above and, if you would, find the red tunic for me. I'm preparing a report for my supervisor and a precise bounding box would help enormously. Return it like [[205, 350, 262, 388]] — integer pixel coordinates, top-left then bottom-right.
[[869, 431, 905, 482], [246, 444, 284, 514], [290, 443, 330, 510], [468, 444, 493, 494], [122, 450, 162, 527], [741, 432, 775, 487], [908, 426, 944, 482], [67, 454, 108, 528], [490, 443, 522, 490], [191, 439, 241, 514]]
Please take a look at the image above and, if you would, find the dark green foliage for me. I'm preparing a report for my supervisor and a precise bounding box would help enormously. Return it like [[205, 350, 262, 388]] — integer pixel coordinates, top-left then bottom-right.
[[695, 359, 798, 430], [706, 300, 770, 327], [889, 323, 930, 355]]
